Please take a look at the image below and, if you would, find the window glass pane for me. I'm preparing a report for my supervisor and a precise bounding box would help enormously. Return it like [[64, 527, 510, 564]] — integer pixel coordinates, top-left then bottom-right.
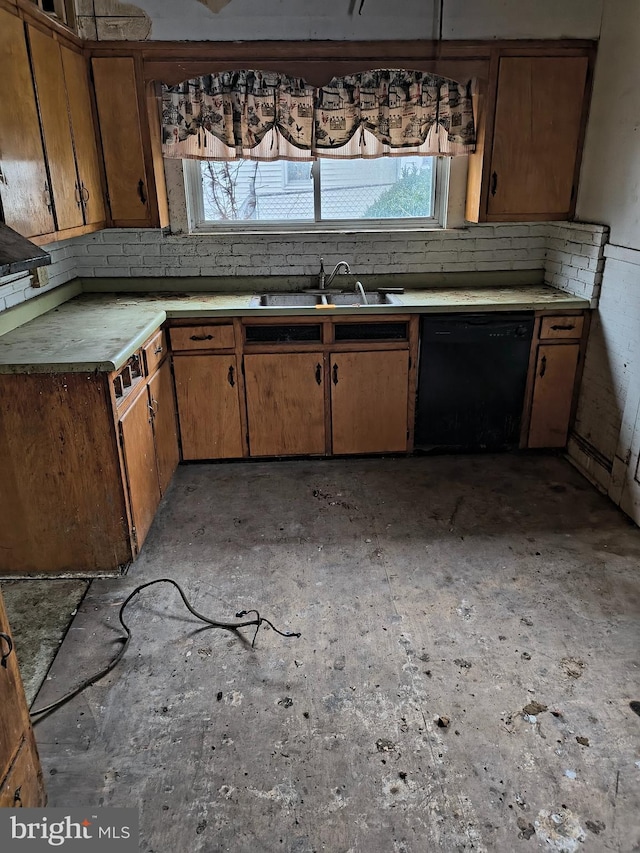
[[200, 161, 314, 222], [319, 157, 434, 220]]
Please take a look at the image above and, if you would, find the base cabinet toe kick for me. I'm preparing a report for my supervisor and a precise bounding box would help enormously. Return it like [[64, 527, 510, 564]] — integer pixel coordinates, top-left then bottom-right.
[[0, 308, 588, 576]]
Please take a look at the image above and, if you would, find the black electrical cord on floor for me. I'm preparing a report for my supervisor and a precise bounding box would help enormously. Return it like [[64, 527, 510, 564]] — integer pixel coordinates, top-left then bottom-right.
[[30, 578, 301, 725]]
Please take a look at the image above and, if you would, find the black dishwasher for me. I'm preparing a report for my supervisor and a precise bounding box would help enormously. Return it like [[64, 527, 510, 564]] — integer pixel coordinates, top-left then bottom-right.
[[415, 313, 534, 451]]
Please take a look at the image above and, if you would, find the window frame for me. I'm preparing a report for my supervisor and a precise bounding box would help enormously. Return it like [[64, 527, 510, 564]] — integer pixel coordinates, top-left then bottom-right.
[[183, 155, 453, 233]]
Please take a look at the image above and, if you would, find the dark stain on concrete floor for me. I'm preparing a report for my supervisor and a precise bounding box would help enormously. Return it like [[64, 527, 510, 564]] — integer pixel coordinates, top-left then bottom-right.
[[28, 454, 640, 852]]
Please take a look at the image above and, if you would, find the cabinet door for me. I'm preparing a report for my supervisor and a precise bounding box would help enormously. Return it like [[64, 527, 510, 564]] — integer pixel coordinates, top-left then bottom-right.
[[244, 353, 326, 457], [173, 355, 244, 460], [528, 343, 580, 448], [119, 389, 161, 549], [331, 350, 409, 455], [61, 46, 106, 227], [0, 10, 54, 237], [92, 57, 150, 225], [148, 359, 179, 494], [488, 56, 588, 218], [28, 25, 83, 232], [0, 590, 45, 807]]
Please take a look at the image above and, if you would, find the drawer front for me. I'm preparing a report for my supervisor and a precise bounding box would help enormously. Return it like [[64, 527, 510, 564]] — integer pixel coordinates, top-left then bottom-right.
[[170, 325, 235, 351], [142, 329, 167, 376], [539, 315, 584, 340]]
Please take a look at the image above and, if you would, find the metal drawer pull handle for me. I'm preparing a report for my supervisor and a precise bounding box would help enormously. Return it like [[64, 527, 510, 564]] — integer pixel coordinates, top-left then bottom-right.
[[228, 365, 235, 387], [190, 334, 214, 341], [539, 355, 547, 378], [550, 324, 575, 331], [315, 363, 322, 385], [0, 632, 13, 668], [154, 345, 163, 355], [332, 363, 339, 385]]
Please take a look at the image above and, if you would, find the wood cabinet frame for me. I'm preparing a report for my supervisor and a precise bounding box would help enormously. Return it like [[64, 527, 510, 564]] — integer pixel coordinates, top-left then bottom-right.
[[520, 309, 591, 448], [236, 313, 420, 457]]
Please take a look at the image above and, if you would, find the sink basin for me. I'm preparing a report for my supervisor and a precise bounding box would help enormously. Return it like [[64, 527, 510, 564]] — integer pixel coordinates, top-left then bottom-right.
[[251, 293, 319, 307], [250, 291, 403, 308], [328, 292, 402, 306]]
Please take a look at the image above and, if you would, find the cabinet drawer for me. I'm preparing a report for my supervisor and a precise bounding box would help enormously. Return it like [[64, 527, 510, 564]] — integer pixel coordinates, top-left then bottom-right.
[[170, 325, 235, 351], [539, 315, 584, 340], [142, 329, 167, 375]]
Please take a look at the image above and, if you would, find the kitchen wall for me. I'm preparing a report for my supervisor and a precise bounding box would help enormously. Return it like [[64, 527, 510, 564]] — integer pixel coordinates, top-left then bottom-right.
[[0, 242, 77, 313], [571, 0, 640, 523], [75, 0, 603, 41]]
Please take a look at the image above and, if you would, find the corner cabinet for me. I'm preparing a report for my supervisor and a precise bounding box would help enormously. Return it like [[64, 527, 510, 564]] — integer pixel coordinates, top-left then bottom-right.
[[0, 589, 46, 807], [0, 328, 178, 576], [466, 50, 593, 222]]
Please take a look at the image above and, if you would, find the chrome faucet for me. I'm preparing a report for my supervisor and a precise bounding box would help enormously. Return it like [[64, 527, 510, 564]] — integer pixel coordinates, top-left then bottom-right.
[[325, 260, 351, 288]]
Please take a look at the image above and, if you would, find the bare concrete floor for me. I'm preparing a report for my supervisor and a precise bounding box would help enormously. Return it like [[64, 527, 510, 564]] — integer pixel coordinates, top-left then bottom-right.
[[31, 454, 640, 852]]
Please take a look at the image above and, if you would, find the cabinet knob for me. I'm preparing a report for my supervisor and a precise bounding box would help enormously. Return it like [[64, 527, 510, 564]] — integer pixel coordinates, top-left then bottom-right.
[[0, 632, 14, 669]]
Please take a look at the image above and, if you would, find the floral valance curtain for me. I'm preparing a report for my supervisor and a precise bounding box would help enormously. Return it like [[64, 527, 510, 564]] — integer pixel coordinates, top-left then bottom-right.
[[161, 69, 475, 162]]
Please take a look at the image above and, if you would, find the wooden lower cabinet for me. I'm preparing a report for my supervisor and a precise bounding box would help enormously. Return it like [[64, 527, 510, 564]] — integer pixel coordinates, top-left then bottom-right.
[[0, 589, 45, 807], [527, 342, 580, 448], [244, 353, 326, 457], [118, 359, 179, 551], [119, 388, 161, 550], [173, 354, 244, 460], [331, 350, 410, 454], [0, 329, 179, 575], [148, 359, 180, 494]]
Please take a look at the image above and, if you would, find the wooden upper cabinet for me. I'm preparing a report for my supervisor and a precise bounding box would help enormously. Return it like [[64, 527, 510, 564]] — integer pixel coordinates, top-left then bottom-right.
[[28, 25, 84, 232], [92, 57, 156, 226], [0, 9, 54, 237], [60, 46, 106, 227], [487, 56, 589, 219]]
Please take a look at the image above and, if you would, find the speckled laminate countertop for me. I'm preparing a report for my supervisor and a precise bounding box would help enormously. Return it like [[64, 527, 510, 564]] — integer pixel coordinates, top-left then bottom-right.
[[0, 286, 589, 374]]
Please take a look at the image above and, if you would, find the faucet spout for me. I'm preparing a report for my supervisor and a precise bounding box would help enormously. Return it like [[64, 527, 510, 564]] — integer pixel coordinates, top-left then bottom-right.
[[326, 260, 352, 288]]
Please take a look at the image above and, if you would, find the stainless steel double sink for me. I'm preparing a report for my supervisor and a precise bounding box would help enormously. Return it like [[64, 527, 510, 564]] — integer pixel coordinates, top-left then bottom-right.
[[250, 290, 403, 308]]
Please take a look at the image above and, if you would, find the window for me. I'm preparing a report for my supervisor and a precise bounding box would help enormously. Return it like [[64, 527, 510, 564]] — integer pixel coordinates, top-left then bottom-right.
[[185, 156, 449, 231]]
